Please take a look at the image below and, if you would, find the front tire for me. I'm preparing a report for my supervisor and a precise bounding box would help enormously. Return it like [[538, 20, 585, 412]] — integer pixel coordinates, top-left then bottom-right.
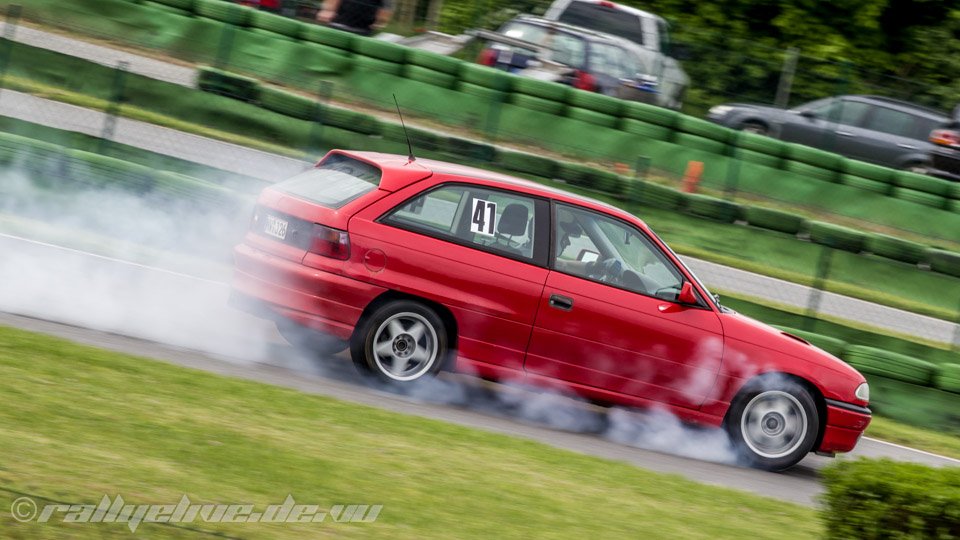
[[739, 120, 769, 136], [726, 379, 819, 471], [351, 300, 448, 384]]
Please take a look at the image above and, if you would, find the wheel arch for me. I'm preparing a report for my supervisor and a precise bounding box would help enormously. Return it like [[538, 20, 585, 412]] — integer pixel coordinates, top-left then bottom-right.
[[354, 290, 459, 354], [724, 371, 828, 451]]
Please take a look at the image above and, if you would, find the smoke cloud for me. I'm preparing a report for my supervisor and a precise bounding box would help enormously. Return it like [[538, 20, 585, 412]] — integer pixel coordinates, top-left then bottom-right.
[[0, 154, 741, 466]]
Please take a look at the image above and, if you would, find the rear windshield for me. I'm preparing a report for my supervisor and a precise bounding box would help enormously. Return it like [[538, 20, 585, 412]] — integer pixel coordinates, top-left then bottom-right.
[[556, 1, 645, 46], [500, 22, 587, 68], [274, 154, 382, 208]]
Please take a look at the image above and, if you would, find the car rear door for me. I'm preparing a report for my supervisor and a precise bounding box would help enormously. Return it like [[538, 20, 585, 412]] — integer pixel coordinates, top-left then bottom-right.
[[347, 177, 550, 376], [524, 203, 724, 409]]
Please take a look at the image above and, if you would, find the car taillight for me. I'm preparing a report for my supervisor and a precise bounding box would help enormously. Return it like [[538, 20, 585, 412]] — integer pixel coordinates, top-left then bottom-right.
[[930, 129, 960, 148], [309, 224, 350, 260], [478, 48, 498, 67], [573, 70, 598, 92], [599, 1, 618, 8]]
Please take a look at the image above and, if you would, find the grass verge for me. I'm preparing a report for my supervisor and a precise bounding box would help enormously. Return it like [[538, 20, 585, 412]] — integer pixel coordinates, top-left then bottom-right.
[[865, 416, 960, 460], [0, 325, 820, 539]]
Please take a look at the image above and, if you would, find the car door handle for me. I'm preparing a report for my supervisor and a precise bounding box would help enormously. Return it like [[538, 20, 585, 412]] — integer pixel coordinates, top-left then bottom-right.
[[548, 294, 574, 311], [897, 143, 917, 150], [836, 130, 855, 137]]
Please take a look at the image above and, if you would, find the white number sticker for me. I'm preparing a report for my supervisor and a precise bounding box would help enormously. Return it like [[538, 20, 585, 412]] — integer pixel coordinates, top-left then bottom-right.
[[470, 199, 497, 237]]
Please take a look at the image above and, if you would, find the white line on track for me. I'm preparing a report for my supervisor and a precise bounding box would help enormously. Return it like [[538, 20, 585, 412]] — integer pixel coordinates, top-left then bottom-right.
[[0, 232, 229, 286], [862, 437, 960, 464]]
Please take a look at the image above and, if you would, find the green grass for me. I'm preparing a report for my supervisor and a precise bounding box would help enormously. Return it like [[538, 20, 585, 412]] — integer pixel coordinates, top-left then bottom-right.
[[0, 325, 821, 539], [865, 416, 960, 460]]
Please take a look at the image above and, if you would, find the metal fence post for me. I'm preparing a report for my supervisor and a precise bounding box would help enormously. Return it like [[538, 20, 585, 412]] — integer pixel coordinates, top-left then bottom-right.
[[629, 155, 650, 204], [803, 245, 834, 331], [306, 80, 333, 161], [483, 79, 506, 142], [0, 4, 22, 102], [98, 61, 129, 154], [952, 295, 960, 352], [214, 23, 236, 71], [724, 130, 742, 201], [774, 47, 799, 108]]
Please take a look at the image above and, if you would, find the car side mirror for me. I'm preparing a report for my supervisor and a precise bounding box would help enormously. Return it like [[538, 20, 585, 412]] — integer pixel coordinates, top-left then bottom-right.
[[577, 249, 599, 263], [800, 110, 817, 120], [678, 281, 698, 305]]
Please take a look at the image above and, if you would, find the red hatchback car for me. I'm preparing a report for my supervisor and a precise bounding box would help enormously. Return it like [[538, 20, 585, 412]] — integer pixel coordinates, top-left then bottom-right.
[[231, 150, 871, 470]]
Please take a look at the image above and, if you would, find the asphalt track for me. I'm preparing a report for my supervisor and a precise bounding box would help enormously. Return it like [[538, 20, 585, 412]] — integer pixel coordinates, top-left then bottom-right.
[[1, 233, 956, 509]]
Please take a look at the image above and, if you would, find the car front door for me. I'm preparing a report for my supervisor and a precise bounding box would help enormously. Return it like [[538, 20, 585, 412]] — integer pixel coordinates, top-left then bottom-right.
[[349, 179, 550, 376], [524, 203, 724, 409]]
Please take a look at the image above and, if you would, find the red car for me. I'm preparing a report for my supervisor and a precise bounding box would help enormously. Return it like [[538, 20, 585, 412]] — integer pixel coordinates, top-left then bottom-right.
[[231, 150, 871, 470]]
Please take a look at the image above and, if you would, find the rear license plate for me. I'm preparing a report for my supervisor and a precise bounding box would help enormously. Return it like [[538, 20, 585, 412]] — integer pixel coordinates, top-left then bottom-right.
[[264, 214, 288, 240]]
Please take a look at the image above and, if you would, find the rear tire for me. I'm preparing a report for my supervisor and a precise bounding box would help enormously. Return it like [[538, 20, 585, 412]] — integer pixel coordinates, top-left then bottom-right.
[[726, 378, 819, 471], [351, 300, 448, 384], [276, 320, 348, 357], [740, 120, 769, 136]]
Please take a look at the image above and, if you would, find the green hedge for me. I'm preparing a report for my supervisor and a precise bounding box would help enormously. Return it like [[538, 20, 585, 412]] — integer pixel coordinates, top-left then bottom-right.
[[259, 86, 317, 121], [841, 158, 894, 183], [299, 23, 355, 50], [927, 248, 960, 278], [894, 170, 952, 196], [743, 206, 805, 235], [497, 150, 558, 178], [250, 9, 301, 38], [840, 173, 891, 195], [866, 233, 926, 265], [771, 326, 848, 357], [893, 186, 947, 209], [934, 363, 960, 394], [842, 345, 937, 386], [64, 149, 154, 192], [821, 459, 960, 540], [197, 66, 260, 102], [683, 193, 742, 223], [629, 182, 686, 210], [194, 0, 251, 25], [380, 123, 441, 151], [567, 90, 623, 116], [806, 221, 867, 253]]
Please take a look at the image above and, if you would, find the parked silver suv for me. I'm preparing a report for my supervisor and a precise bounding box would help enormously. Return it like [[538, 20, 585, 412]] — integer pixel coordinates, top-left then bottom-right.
[[543, 0, 688, 109]]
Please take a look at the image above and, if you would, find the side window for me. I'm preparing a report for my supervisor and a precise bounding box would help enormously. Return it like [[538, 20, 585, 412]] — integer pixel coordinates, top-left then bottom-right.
[[865, 107, 918, 138], [834, 100, 871, 126], [554, 204, 685, 300], [386, 185, 467, 234], [383, 184, 539, 261]]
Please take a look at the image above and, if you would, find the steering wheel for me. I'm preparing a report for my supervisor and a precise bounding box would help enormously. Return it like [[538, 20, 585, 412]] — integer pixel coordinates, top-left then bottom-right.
[[587, 257, 624, 283]]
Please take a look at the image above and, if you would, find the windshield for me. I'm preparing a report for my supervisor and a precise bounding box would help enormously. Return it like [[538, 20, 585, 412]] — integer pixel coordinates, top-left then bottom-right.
[[556, 1, 645, 46], [274, 154, 381, 208], [499, 22, 587, 68], [588, 42, 637, 78]]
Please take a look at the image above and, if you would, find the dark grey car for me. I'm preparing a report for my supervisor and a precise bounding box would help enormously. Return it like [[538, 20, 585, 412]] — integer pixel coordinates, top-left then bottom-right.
[[707, 95, 948, 171]]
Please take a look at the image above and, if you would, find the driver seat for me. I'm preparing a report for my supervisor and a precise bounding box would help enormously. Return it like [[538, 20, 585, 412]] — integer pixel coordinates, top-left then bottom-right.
[[495, 203, 528, 255]]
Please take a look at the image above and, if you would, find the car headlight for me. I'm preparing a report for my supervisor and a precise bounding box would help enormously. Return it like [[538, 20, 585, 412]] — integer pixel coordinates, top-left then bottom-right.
[[709, 105, 733, 117], [855, 382, 870, 402]]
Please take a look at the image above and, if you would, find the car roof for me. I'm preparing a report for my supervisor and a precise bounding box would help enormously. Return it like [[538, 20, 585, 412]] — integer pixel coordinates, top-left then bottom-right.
[[342, 150, 643, 224], [550, 0, 663, 24], [510, 14, 645, 51], [844, 95, 948, 119]]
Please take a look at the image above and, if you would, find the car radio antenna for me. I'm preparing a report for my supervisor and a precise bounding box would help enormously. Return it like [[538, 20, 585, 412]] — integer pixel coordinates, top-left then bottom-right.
[[393, 94, 416, 163]]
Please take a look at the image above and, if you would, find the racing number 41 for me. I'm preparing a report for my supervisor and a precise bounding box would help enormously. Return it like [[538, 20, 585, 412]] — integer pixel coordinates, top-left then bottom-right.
[[471, 199, 497, 236]]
